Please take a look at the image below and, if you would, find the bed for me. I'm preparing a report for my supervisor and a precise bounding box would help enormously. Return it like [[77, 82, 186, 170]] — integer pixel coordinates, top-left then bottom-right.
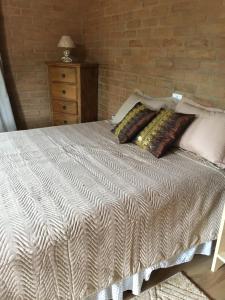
[[0, 120, 224, 300]]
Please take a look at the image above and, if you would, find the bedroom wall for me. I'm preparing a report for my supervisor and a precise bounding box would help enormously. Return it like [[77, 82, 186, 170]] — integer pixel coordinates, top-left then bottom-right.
[[83, 0, 225, 120], [0, 0, 83, 129], [1, 1, 225, 127]]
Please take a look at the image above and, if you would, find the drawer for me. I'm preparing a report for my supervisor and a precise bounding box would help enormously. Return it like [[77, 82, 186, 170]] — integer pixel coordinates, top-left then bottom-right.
[[52, 100, 78, 115], [51, 83, 77, 100], [53, 112, 79, 126], [49, 67, 77, 83]]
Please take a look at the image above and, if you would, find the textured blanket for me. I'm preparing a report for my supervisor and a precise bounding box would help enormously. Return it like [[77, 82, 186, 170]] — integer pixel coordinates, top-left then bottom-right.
[[0, 121, 224, 300]]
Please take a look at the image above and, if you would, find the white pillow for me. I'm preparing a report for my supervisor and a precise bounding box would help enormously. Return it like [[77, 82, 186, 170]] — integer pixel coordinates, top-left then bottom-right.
[[112, 90, 177, 125], [176, 100, 225, 168], [181, 97, 225, 113]]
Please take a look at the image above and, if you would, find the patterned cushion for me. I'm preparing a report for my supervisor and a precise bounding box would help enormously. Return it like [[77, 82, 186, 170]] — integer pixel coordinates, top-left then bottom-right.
[[135, 109, 195, 158], [112, 102, 158, 144]]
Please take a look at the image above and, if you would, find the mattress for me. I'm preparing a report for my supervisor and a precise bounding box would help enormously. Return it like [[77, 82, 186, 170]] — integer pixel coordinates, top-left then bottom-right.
[[0, 120, 224, 300]]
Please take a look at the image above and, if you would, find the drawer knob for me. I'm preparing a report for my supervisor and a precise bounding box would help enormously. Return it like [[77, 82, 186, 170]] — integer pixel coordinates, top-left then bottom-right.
[[62, 105, 67, 110], [64, 120, 68, 124], [62, 90, 66, 95], [61, 73, 66, 78]]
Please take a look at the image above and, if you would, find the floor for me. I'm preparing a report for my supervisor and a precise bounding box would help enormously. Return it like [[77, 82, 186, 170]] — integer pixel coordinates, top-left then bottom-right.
[[124, 255, 225, 300]]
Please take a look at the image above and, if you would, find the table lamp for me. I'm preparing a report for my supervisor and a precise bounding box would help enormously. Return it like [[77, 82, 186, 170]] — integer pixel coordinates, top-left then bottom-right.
[[57, 35, 75, 63]]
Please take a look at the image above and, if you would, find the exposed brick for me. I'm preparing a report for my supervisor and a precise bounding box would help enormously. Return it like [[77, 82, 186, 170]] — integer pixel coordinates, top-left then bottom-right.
[[2, 0, 225, 128], [83, 0, 225, 119], [1, 0, 83, 129]]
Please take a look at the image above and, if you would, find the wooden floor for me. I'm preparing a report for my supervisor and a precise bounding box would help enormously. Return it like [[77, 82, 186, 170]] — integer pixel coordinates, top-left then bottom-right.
[[124, 255, 225, 300]]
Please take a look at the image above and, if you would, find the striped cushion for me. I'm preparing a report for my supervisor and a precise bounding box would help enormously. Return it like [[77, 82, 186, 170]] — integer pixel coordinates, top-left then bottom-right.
[[135, 109, 195, 158], [112, 102, 157, 144]]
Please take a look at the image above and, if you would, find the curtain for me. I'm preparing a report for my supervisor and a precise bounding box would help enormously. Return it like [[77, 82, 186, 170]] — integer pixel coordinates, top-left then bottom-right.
[[0, 55, 17, 132]]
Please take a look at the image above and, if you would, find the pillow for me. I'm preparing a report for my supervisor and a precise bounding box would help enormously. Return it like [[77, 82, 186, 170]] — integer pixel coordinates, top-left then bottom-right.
[[112, 90, 177, 125], [176, 101, 225, 168], [221, 157, 225, 169], [181, 97, 225, 113], [112, 102, 157, 143], [134, 109, 195, 158]]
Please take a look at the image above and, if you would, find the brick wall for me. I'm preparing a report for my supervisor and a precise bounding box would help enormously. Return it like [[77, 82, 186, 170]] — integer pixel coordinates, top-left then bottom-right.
[[84, 0, 225, 120], [1, 0, 82, 129], [1, 0, 225, 127]]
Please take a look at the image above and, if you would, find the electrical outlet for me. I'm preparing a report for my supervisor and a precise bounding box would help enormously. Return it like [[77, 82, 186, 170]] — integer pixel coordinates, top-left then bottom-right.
[[111, 115, 116, 124], [172, 93, 183, 101]]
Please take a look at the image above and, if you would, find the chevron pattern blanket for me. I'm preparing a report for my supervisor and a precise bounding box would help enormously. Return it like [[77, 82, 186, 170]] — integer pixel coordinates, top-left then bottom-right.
[[0, 121, 224, 299]]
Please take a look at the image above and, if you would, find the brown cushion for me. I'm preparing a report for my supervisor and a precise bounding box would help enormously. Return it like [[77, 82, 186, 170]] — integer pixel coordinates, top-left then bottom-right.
[[112, 102, 157, 144], [134, 109, 195, 158]]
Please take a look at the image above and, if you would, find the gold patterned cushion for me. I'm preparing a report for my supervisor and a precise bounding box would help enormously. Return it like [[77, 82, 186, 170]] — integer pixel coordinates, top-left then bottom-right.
[[112, 102, 157, 144], [135, 109, 195, 158]]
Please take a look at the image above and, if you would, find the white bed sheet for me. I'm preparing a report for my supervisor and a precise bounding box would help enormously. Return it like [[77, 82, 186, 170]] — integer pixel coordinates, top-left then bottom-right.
[[88, 241, 213, 300]]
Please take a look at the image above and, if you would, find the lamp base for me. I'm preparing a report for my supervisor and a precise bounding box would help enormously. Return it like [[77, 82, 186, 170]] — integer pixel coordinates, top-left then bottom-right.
[[61, 49, 72, 63]]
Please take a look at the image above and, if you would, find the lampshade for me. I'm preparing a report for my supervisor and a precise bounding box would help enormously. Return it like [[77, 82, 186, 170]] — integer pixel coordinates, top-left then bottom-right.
[[57, 35, 75, 49]]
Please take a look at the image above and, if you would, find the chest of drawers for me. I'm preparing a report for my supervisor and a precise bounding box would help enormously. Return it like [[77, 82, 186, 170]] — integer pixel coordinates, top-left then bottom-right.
[[47, 62, 98, 126]]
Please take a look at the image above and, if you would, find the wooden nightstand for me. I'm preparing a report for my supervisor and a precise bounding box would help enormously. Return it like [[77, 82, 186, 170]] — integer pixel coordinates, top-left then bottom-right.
[[47, 62, 98, 126], [211, 204, 225, 272]]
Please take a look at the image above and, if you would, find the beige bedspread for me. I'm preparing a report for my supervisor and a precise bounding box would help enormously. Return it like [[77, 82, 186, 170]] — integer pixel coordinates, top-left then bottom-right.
[[0, 121, 224, 300]]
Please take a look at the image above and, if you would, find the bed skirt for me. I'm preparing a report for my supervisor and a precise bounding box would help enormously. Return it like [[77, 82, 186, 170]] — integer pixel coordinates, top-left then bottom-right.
[[87, 241, 213, 300]]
